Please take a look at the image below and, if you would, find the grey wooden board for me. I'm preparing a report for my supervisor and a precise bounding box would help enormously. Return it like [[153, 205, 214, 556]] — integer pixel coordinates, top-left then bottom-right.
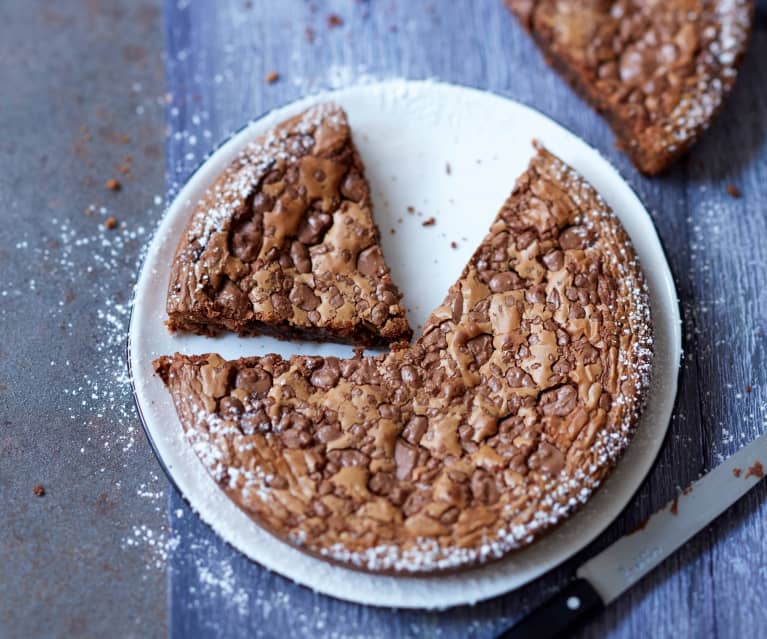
[[163, 1, 767, 638], [0, 2, 168, 639]]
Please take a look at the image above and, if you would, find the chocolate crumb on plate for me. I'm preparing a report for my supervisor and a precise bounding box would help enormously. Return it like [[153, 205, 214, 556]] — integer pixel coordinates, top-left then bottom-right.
[[733, 467, 742, 478], [33, 484, 45, 497], [327, 14, 343, 28], [105, 178, 121, 191], [727, 184, 742, 198], [421, 217, 436, 227], [104, 216, 118, 230], [155, 144, 653, 575], [265, 70, 279, 84]]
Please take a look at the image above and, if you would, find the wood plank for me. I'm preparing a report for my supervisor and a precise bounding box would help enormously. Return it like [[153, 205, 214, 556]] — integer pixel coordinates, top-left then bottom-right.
[[163, 1, 767, 636]]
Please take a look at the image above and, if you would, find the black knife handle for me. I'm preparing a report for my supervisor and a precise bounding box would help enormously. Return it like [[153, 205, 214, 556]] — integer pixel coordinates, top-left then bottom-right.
[[496, 578, 605, 639]]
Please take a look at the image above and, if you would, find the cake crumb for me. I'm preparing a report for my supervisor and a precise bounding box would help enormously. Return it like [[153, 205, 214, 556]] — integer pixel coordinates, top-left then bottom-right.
[[265, 71, 279, 84], [733, 467, 742, 478], [745, 461, 764, 479], [422, 217, 436, 227], [726, 184, 742, 198], [670, 495, 679, 515], [104, 216, 118, 230], [407, 206, 414, 214], [305, 27, 315, 43], [745, 384, 752, 394], [327, 14, 343, 28], [105, 178, 121, 191], [33, 484, 45, 497], [450, 241, 458, 249], [119, 134, 130, 144]]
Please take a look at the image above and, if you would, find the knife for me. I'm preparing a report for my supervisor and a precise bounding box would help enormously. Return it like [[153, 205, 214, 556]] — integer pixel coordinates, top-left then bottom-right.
[[497, 430, 767, 639]]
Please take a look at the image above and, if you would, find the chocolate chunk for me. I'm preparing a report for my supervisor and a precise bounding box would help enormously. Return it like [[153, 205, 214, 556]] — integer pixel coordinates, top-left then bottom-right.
[[539, 385, 578, 416], [340, 170, 368, 203], [357, 245, 385, 278], [542, 249, 564, 271], [289, 282, 321, 311], [290, 241, 312, 274], [559, 226, 591, 250], [235, 367, 272, 397], [402, 416, 427, 445], [394, 438, 418, 480], [310, 359, 341, 390], [488, 271, 522, 293]]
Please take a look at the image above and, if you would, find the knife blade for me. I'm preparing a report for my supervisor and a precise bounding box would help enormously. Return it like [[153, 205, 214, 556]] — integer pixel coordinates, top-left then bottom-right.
[[497, 430, 767, 639]]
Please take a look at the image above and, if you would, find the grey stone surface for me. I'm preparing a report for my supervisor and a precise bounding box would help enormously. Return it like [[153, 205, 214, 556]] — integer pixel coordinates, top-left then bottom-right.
[[0, 2, 167, 638]]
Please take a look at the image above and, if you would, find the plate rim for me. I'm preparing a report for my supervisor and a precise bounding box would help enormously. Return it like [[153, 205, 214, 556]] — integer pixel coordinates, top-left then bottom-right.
[[127, 78, 682, 609]]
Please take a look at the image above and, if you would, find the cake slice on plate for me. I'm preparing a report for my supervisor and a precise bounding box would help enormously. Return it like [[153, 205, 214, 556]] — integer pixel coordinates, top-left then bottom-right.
[[166, 103, 412, 347], [154, 144, 653, 574], [506, 0, 753, 174]]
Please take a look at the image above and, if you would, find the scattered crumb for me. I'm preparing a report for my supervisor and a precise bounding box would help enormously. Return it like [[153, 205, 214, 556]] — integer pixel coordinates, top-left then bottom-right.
[[118, 164, 131, 175], [726, 184, 742, 198], [389, 228, 396, 235], [450, 241, 458, 249], [746, 384, 752, 394], [670, 495, 679, 515], [305, 27, 315, 43], [445, 162, 451, 175], [104, 216, 118, 230], [265, 71, 279, 84], [682, 486, 693, 495], [105, 178, 121, 191], [733, 468, 742, 478], [407, 206, 414, 214], [327, 14, 343, 28], [33, 484, 45, 497], [745, 461, 764, 479], [84, 206, 94, 216], [119, 134, 131, 144], [627, 517, 649, 535], [422, 217, 436, 227]]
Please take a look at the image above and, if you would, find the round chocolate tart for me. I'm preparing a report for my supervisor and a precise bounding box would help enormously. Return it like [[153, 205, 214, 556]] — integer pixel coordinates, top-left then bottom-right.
[[154, 142, 653, 575]]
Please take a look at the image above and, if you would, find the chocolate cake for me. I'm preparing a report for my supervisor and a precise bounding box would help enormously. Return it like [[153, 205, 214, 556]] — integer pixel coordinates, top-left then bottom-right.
[[155, 144, 653, 574], [506, 0, 754, 174], [166, 103, 412, 347]]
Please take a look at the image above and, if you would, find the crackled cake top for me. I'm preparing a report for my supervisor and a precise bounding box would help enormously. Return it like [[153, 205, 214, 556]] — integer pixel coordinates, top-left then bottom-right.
[[155, 145, 653, 574], [508, 0, 753, 174], [166, 103, 412, 347]]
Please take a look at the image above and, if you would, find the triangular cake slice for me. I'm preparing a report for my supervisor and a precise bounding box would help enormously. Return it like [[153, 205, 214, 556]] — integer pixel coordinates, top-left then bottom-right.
[[154, 144, 653, 574], [166, 103, 412, 347], [506, 0, 753, 174]]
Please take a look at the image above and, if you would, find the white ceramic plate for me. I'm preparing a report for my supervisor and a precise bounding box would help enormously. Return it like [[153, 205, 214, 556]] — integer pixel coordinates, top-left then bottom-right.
[[129, 79, 681, 609]]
